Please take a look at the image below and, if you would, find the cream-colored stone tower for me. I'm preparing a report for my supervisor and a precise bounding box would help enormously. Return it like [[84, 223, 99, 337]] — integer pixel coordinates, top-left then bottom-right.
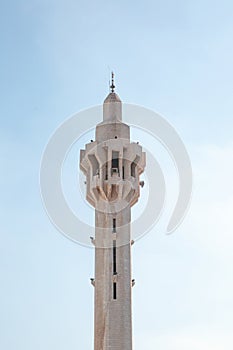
[[80, 74, 146, 350]]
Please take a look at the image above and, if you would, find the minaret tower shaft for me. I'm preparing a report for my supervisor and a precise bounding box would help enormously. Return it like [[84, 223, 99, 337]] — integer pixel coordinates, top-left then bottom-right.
[[80, 74, 146, 350]]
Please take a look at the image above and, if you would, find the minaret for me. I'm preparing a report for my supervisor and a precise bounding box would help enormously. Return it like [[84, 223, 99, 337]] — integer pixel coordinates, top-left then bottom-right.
[[80, 73, 146, 350]]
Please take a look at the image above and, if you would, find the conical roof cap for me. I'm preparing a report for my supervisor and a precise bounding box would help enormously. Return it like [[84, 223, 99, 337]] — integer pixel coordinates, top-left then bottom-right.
[[104, 92, 121, 104]]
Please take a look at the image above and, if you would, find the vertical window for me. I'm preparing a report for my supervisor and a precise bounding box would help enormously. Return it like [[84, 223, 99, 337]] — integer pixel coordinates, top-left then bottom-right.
[[113, 239, 117, 300], [131, 156, 139, 177], [131, 161, 136, 177], [105, 163, 108, 180], [112, 151, 119, 173], [113, 283, 117, 300], [112, 218, 116, 233], [113, 240, 116, 274]]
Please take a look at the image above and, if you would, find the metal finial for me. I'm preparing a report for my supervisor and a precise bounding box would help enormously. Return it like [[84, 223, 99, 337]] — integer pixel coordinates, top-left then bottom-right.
[[110, 71, 115, 92]]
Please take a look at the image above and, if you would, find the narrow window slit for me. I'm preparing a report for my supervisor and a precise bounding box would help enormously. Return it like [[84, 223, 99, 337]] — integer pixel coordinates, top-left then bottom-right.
[[113, 282, 117, 300], [113, 218, 116, 233], [105, 163, 108, 180], [112, 151, 119, 175], [113, 239, 117, 300], [131, 155, 140, 177], [113, 240, 116, 274], [131, 161, 136, 177]]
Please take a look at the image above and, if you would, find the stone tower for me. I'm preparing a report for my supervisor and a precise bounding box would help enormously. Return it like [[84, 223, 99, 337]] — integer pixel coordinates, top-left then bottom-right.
[[80, 74, 146, 350]]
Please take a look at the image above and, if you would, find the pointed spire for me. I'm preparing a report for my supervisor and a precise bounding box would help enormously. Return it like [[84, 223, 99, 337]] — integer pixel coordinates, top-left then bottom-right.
[[110, 71, 115, 92], [102, 71, 122, 122]]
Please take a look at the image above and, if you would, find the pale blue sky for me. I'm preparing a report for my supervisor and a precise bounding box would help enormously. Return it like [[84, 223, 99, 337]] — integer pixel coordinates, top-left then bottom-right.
[[1, 1, 233, 349]]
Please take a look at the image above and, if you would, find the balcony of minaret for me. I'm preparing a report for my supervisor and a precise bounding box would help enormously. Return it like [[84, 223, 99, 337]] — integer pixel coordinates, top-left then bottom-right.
[[80, 140, 146, 207]]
